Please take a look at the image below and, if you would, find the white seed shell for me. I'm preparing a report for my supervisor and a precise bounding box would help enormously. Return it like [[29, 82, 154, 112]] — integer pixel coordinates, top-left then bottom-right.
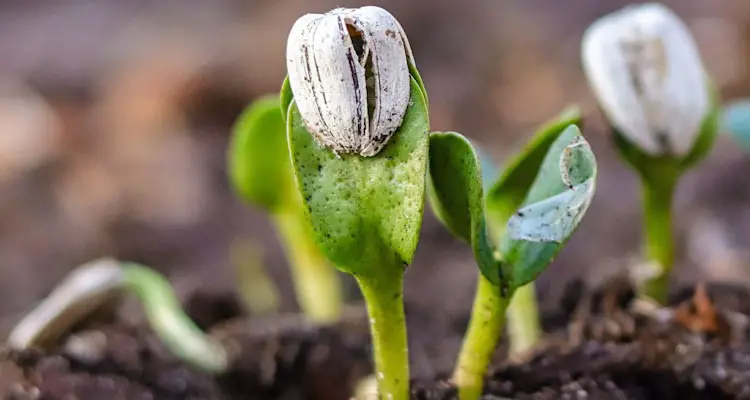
[[581, 3, 709, 156], [286, 6, 413, 157], [7, 258, 124, 350]]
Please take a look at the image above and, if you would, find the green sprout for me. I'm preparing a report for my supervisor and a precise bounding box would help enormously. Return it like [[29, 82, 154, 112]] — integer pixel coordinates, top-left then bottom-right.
[[228, 95, 343, 323], [7, 258, 229, 374], [580, 3, 719, 303], [428, 110, 598, 400], [282, 6, 429, 399]]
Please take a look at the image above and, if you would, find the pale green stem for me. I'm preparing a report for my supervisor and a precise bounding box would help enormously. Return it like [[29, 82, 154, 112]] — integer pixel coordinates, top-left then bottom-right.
[[640, 176, 676, 304], [453, 274, 511, 400], [122, 263, 229, 374], [230, 238, 280, 316], [506, 282, 541, 358], [355, 271, 409, 400], [272, 210, 343, 323]]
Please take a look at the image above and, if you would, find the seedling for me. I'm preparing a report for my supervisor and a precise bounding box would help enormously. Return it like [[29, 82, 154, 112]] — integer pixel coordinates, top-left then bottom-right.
[[283, 6, 429, 400], [228, 95, 343, 323], [428, 110, 597, 400], [8, 258, 229, 374], [581, 3, 718, 303]]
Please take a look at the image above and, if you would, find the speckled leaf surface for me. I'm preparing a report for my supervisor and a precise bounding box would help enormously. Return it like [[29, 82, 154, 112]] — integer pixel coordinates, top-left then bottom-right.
[[485, 107, 582, 242], [500, 125, 597, 289], [287, 78, 429, 276]]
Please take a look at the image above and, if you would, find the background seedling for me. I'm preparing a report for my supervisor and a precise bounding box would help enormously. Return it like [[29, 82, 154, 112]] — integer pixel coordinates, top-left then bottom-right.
[[229, 236, 280, 316], [428, 110, 597, 400], [8, 258, 229, 374], [228, 95, 343, 323], [581, 3, 719, 303]]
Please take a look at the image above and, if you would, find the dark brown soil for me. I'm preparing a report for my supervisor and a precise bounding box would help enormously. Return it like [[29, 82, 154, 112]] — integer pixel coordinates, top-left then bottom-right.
[[4, 279, 750, 400]]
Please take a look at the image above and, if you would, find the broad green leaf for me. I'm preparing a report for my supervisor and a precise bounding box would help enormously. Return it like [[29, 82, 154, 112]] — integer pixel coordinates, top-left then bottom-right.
[[427, 132, 502, 286], [228, 95, 295, 212], [287, 78, 429, 276], [500, 125, 597, 289], [485, 106, 582, 242]]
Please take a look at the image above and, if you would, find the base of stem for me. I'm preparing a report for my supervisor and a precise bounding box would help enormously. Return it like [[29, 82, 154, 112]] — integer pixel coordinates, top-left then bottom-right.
[[355, 272, 410, 400]]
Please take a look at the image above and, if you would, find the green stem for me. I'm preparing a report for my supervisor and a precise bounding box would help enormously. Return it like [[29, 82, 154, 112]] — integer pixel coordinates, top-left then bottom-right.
[[506, 282, 541, 357], [272, 210, 343, 323], [355, 271, 409, 400], [640, 175, 677, 304], [453, 274, 511, 400], [230, 238, 280, 316], [122, 263, 229, 374]]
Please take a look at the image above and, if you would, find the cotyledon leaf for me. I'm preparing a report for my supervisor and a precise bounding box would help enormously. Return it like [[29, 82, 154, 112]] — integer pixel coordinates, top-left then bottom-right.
[[228, 95, 296, 212], [427, 132, 501, 286], [485, 106, 582, 243], [500, 125, 597, 289], [287, 77, 429, 276]]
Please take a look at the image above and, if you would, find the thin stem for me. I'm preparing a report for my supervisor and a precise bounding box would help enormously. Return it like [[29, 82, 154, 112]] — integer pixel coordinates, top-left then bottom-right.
[[453, 274, 511, 400], [640, 175, 677, 304], [272, 210, 343, 323], [122, 263, 229, 374], [355, 271, 409, 400], [230, 237, 280, 316], [506, 282, 541, 358]]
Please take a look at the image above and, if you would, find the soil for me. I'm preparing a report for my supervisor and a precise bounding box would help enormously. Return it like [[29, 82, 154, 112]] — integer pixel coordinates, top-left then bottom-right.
[[3, 278, 750, 400]]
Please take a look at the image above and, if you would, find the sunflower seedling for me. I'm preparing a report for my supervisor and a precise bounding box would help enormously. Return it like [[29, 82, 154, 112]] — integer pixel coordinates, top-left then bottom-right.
[[581, 3, 718, 303], [428, 109, 598, 400], [8, 258, 229, 374], [229, 95, 343, 323], [283, 6, 429, 400]]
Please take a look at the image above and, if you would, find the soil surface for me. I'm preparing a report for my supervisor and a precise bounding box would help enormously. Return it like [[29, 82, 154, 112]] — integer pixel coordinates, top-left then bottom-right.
[[3, 279, 750, 400]]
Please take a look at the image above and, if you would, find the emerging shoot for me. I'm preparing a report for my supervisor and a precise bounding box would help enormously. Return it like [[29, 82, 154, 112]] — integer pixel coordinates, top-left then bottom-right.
[[229, 95, 343, 323], [581, 3, 718, 303], [7, 258, 229, 374], [284, 6, 429, 400]]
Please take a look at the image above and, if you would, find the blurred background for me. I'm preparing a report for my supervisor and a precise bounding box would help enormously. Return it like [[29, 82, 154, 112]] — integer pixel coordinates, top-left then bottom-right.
[[1, 0, 749, 339]]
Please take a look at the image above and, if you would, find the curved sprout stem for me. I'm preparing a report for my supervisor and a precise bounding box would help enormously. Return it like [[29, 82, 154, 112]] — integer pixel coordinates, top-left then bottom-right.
[[122, 263, 229, 374], [7, 258, 124, 350]]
